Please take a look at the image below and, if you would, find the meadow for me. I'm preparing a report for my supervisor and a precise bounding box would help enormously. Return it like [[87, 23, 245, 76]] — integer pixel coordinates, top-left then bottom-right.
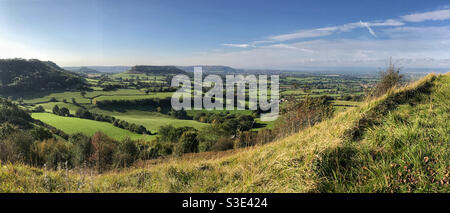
[[90, 108, 208, 134], [31, 113, 149, 140]]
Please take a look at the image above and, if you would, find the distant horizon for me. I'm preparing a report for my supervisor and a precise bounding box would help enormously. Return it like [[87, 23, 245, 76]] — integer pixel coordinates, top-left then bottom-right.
[[62, 64, 450, 73]]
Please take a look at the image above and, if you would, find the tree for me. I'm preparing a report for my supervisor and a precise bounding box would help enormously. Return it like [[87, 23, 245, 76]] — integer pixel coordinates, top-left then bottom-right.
[[69, 133, 92, 167], [113, 137, 138, 167], [34, 105, 45, 112], [89, 132, 118, 173], [59, 107, 70, 117], [75, 108, 92, 119], [52, 105, 60, 115]]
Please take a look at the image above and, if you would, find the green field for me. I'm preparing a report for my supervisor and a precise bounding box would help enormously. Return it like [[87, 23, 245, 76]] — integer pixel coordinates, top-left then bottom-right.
[[90, 109, 208, 134], [31, 113, 149, 140], [37, 102, 83, 114], [21, 89, 148, 104], [110, 73, 167, 83], [93, 92, 173, 102]]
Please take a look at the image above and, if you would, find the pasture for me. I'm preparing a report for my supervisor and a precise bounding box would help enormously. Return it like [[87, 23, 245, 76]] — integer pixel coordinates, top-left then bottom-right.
[[31, 113, 150, 140]]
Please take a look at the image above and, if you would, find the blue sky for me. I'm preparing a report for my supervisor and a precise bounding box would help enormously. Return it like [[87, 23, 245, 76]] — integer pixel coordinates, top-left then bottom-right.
[[1, 0, 450, 69]]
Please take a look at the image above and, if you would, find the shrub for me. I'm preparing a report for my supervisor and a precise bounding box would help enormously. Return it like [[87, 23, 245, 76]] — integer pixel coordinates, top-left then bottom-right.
[[75, 108, 92, 119], [275, 95, 334, 138], [32, 138, 74, 170], [179, 130, 199, 154], [30, 126, 53, 141], [370, 61, 403, 98], [3, 131, 35, 163], [210, 137, 234, 151], [0, 125, 34, 163]]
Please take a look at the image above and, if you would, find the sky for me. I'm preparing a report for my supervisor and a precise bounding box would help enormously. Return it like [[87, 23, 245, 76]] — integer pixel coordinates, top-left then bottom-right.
[[1, 0, 450, 69]]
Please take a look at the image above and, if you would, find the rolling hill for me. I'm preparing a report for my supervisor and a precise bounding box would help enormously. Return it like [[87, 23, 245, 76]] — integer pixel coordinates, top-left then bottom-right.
[[64, 66, 131, 73], [0, 73, 448, 192], [0, 59, 85, 94], [177, 65, 241, 74], [65, 66, 102, 75], [126, 65, 187, 75]]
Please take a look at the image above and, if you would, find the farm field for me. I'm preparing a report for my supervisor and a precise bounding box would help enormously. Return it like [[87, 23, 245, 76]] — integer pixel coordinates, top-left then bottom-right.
[[31, 113, 149, 140], [90, 108, 208, 134], [93, 92, 173, 102], [21, 89, 148, 104], [37, 102, 83, 114], [110, 73, 167, 83]]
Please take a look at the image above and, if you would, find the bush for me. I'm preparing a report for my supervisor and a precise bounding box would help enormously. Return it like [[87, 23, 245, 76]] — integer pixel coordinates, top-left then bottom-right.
[[0, 125, 35, 163], [210, 137, 234, 151], [370, 61, 403, 98], [30, 126, 53, 141], [4, 131, 35, 163], [179, 130, 199, 154], [275, 95, 334, 138], [32, 138, 74, 170], [75, 108, 92, 119]]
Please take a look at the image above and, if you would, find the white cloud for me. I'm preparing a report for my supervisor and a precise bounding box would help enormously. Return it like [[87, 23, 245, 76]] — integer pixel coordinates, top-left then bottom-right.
[[370, 19, 404, 27], [221, 43, 254, 48], [402, 9, 450, 22], [183, 29, 450, 69], [263, 43, 314, 52], [264, 20, 403, 42], [360, 21, 377, 37], [382, 26, 450, 39], [207, 8, 450, 69], [268, 26, 338, 41]]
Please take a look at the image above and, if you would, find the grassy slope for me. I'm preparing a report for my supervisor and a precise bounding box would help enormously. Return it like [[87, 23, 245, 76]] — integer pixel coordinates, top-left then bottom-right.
[[31, 113, 149, 141], [1, 73, 448, 192]]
